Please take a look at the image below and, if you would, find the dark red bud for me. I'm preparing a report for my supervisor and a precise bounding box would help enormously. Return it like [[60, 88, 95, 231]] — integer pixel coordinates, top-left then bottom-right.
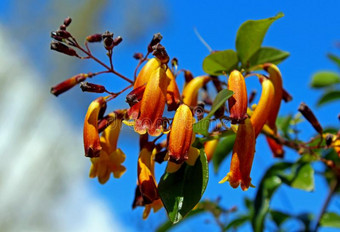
[[98, 114, 115, 133], [51, 73, 87, 96], [282, 88, 293, 102], [86, 34, 102, 43], [50, 42, 78, 57], [148, 33, 163, 53], [113, 36, 123, 46], [51, 31, 63, 41], [63, 17, 72, 27], [56, 30, 71, 39], [103, 31, 114, 50], [126, 85, 146, 106], [152, 43, 169, 64], [80, 82, 106, 93], [59, 25, 67, 31], [133, 53, 144, 60], [298, 102, 323, 134], [184, 70, 194, 83]]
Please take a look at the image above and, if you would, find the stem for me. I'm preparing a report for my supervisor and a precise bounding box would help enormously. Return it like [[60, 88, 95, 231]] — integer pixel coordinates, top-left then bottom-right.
[[313, 178, 339, 232]]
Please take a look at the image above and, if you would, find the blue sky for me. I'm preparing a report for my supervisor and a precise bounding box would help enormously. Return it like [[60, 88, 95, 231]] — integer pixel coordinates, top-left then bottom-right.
[[1, 0, 339, 231]]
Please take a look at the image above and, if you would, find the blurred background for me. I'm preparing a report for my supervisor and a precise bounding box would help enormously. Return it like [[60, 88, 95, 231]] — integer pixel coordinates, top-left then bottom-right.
[[0, 0, 339, 231]]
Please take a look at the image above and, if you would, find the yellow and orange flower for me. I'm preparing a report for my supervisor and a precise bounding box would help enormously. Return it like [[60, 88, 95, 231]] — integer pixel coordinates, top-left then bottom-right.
[[83, 97, 107, 157], [166, 104, 200, 172], [228, 70, 248, 124], [182, 75, 211, 108], [89, 112, 126, 184], [219, 118, 255, 191]]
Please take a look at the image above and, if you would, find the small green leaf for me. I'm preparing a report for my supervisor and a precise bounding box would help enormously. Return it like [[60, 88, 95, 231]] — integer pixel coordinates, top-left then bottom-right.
[[328, 53, 340, 68], [236, 13, 284, 67], [311, 71, 340, 88], [276, 115, 293, 140], [202, 50, 239, 76], [193, 89, 233, 136], [289, 163, 315, 191], [158, 149, 208, 223], [248, 47, 289, 68], [317, 90, 340, 107], [320, 212, 340, 228], [212, 134, 236, 173], [270, 210, 291, 227]]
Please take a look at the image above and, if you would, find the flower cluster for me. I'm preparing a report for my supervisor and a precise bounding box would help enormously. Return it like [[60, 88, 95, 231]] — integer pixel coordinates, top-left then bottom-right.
[[50, 17, 292, 218]]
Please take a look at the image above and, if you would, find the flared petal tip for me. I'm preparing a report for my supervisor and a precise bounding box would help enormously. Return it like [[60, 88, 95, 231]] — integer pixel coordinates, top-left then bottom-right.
[[219, 173, 254, 191]]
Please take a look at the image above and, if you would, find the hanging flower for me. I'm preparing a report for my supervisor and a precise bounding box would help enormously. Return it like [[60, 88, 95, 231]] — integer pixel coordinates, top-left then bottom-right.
[[166, 104, 200, 172], [166, 68, 181, 111], [83, 97, 107, 157], [228, 70, 248, 124], [182, 76, 211, 107], [89, 111, 126, 184], [219, 118, 255, 191]]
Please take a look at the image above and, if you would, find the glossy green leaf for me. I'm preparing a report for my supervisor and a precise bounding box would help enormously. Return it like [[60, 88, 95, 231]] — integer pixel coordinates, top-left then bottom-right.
[[158, 149, 209, 223], [212, 134, 236, 173], [225, 215, 250, 230], [317, 90, 340, 107], [320, 212, 340, 228], [288, 163, 315, 191], [328, 53, 340, 68], [193, 89, 233, 136], [202, 50, 239, 76], [311, 71, 340, 88], [236, 13, 284, 67], [270, 210, 291, 228], [249, 47, 289, 68]]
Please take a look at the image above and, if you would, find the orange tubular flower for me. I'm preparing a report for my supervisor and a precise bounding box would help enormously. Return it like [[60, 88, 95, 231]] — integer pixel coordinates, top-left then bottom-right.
[[89, 112, 126, 184], [83, 97, 107, 157], [182, 75, 211, 107], [250, 76, 275, 138], [166, 69, 181, 111], [137, 145, 163, 219], [228, 70, 248, 124], [262, 63, 284, 157], [134, 65, 170, 136], [166, 104, 200, 173], [219, 118, 255, 191]]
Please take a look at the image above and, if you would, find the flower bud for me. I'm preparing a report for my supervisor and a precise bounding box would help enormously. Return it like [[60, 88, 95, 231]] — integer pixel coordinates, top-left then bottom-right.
[[204, 139, 219, 162], [298, 102, 323, 134], [56, 30, 71, 39], [50, 73, 87, 96], [152, 44, 169, 64], [102, 31, 114, 50], [113, 36, 123, 46], [86, 33, 103, 43], [50, 41, 78, 57], [133, 53, 144, 60], [80, 82, 106, 93], [63, 17, 72, 27], [148, 33, 163, 53], [228, 70, 248, 124]]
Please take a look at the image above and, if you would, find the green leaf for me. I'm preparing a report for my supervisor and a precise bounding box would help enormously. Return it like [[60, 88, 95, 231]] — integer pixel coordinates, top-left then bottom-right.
[[202, 50, 239, 76], [158, 149, 209, 223], [320, 212, 340, 228], [236, 13, 284, 67], [212, 134, 236, 173], [317, 90, 340, 107], [193, 89, 233, 136], [252, 162, 293, 232], [290, 163, 314, 191], [328, 53, 340, 68], [248, 47, 289, 68], [311, 71, 340, 88], [225, 215, 250, 230], [276, 115, 293, 140], [270, 210, 291, 228]]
